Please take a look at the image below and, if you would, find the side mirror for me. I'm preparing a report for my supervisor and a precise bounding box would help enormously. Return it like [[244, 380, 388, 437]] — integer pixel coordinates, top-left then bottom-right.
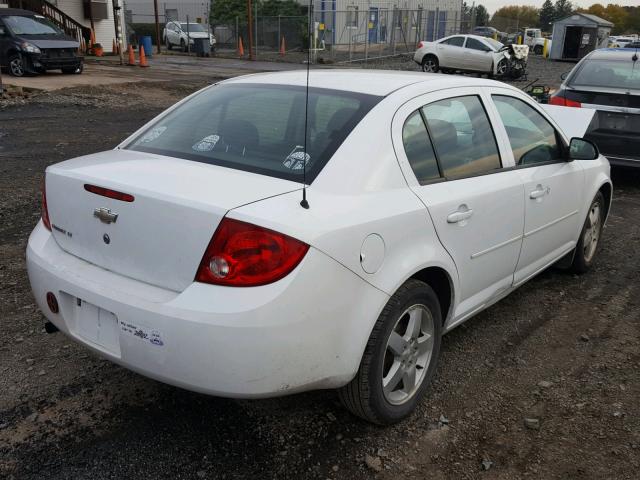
[[569, 137, 599, 160]]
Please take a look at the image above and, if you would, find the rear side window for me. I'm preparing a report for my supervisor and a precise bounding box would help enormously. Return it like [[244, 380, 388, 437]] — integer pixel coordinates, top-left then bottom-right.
[[402, 111, 440, 184], [422, 96, 501, 178], [442, 36, 464, 47], [127, 84, 381, 183], [492, 95, 562, 165]]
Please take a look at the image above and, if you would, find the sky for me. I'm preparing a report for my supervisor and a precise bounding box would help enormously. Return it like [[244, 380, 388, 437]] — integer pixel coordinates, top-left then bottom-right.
[[482, 0, 639, 14]]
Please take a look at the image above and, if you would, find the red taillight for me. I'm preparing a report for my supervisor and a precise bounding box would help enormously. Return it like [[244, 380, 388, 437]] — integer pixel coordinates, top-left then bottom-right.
[[549, 95, 581, 108], [41, 177, 51, 231], [417, 41, 424, 49], [84, 184, 135, 202], [195, 218, 309, 287]]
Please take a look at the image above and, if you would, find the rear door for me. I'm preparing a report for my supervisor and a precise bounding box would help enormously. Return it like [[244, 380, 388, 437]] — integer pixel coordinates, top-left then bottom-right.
[[436, 36, 466, 69], [0, 19, 10, 67], [488, 90, 584, 285], [392, 87, 525, 323]]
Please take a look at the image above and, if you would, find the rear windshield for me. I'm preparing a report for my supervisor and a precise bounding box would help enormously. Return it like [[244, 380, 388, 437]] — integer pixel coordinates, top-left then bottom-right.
[[3, 15, 62, 35], [127, 83, 381, 182], [569, 58, 640, 90]]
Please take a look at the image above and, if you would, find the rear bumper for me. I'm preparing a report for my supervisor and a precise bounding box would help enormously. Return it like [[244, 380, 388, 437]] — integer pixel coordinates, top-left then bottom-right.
[[27, 221, 388, 398]]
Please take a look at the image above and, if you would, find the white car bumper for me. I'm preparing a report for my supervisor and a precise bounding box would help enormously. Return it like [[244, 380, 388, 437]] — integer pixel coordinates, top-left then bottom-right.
[[27, 222, 388, 398]]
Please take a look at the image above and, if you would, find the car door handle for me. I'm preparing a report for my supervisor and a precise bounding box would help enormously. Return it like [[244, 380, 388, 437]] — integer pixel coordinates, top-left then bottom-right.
[[530, 185, 551, 199], [447, 207, 474, 223]]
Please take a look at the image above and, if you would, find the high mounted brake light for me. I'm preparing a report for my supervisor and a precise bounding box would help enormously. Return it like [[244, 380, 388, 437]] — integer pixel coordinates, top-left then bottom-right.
[[84, 184, 135, 202], [195, 218, 309, 287]]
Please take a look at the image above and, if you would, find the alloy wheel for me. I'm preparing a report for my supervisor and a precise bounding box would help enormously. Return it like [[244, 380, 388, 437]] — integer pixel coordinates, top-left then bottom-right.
[[583, 200, 602, 263], [382, 304, 435, 405], [496, 60, 507, 77], [10, 57, 24, 77], [422, 58, 437, 73]]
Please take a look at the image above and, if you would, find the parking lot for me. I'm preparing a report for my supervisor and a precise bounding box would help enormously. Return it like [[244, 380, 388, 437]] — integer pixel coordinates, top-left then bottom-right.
[[1, 55, 639, 480]]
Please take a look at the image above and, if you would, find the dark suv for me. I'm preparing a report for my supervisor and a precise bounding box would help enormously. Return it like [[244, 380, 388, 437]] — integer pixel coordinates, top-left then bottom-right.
[[0, 8, 83, 77]]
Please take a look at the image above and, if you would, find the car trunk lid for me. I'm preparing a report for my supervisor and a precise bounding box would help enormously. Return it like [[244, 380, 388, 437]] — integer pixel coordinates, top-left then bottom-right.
[[45, 149, 300, 292]]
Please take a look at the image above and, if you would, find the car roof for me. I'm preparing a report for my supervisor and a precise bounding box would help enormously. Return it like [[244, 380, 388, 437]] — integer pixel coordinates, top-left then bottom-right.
[[223, 69, 514, 96], [588, 48, 640, 61], [0, 8, 37, 16]]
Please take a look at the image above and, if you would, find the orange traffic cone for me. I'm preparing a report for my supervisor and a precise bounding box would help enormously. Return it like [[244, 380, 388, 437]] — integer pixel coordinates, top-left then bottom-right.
[[238, 37, 244, 57], [139, 44, 149, 68], [127, 45, 135, 66], [279, 35, 286, 56]]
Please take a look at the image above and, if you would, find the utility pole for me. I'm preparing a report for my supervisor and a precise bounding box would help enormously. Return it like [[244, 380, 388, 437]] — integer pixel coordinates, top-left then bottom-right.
[[247, 0, 255, 60], [153, 0, 161, 54]]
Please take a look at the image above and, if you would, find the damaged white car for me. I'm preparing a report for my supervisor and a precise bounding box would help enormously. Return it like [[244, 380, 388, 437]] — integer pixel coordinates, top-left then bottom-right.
[[28, 71, 610, 425], [414, 34, 529, 79]]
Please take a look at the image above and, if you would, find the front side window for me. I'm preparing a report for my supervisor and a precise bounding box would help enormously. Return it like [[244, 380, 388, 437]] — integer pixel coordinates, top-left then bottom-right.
[[127, 84, 380, 183], [492, 95, 562, 165], [402, 111, 440, 184], [441, 36, 464, 47], [422, 96, 501, 178], [465, 37, 490, 51]]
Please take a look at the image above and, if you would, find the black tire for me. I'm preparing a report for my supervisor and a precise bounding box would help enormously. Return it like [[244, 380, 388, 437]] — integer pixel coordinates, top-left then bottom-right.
[[165, 37, 172, 50], [570, 191, 605, 274], [495, 59, 508, 78], [339, 279, 443, 425], [61, 63, 83, 74], [421, 55, 439, 73], [534, 45, 543, 55], [8, 53, 25, 77], [180, 39, 187, 52]]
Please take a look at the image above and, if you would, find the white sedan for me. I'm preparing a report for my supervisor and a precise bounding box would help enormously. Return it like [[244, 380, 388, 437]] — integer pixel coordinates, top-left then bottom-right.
[[414, 34, 512, 76], [28, 71, 611, 425]]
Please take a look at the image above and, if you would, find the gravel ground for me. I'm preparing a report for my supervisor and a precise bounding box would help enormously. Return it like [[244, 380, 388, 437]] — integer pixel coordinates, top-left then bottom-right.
[[1, 80, 639, 480]]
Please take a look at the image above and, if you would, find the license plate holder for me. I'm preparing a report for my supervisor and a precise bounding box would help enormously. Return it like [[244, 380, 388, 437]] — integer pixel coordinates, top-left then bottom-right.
[[74, 298, 121, 356]]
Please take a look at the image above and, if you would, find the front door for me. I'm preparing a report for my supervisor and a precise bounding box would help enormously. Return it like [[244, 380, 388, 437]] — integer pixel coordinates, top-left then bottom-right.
[[393, 89, 525, 323], [463, 36, 494, 72], [489, 93, 584, 285]]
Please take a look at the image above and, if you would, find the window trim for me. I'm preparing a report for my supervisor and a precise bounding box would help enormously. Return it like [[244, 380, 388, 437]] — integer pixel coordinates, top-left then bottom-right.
[[490, 93, 568, 169], [401, 110, 443, 185], [421, 94, 504, 181]]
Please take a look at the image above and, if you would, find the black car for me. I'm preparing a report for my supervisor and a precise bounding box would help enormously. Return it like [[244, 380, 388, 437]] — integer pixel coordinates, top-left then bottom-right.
[[550, 48, 640, 168], [0, 8, 83, 77]]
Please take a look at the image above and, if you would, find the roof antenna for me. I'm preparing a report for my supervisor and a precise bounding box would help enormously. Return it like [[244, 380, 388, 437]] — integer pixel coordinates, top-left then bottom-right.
[[299, 0, 312, 210]]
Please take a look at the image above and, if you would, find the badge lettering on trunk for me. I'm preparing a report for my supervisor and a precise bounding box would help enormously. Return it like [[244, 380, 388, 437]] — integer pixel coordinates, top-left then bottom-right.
[[93, 207, 118, 224]]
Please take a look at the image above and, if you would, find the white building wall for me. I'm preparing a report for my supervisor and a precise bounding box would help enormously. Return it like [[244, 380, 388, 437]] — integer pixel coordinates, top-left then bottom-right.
[[55, 0, 122, 51]]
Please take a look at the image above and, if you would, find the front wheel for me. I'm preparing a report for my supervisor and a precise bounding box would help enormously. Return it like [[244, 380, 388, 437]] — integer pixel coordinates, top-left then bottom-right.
[[495, 59, 508, 77], [61, 63, 83, 74], [421, 55, 439, 73], [570, 191, 605, 273], [8, 54, 25, 77], [180, 39, 187, 52], [534, 45, 543, 55], [339, 279, 442, 425]]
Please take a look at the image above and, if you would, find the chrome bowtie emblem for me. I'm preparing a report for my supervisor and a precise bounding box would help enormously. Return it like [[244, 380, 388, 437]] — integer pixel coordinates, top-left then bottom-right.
[[93, 207, 118, 224]]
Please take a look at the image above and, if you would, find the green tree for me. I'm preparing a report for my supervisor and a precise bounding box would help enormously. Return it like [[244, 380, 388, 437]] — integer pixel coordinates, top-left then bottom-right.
[[475, 5, 490, 26], [211, 0, 249, 24], [539, 0, 556, 31], [259, 0, 303, 16], [554, 0, 574, 20], [490, 6, 540, 32]]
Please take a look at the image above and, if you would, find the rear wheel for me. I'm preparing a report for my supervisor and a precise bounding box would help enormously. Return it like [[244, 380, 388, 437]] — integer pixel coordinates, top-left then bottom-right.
[[421, 55, 439, 73], [339, 279, 442, 425], [570, 191, 605, 273], [180, 39, 187, 52], [165, 37, 172, 50], [8, 54, 25, 77]]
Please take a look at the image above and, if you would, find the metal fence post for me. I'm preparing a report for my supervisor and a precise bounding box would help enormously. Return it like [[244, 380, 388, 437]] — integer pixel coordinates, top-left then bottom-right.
[[364, 14, 369, 63], [186, 15, 190, 54], [236, 16, 239, 52], [254, 0, 258, 58]]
